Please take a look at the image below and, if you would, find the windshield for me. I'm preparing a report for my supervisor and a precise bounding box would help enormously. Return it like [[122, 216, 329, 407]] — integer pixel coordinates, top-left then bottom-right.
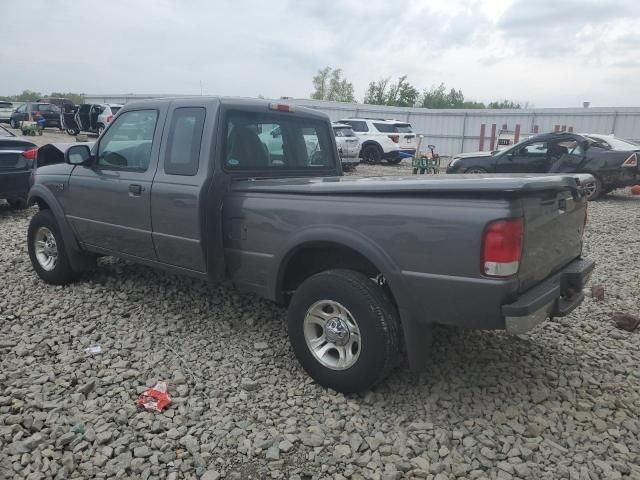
[[585, 135, 639, 150], [37, 104, 60, 113], [393, 123, 413, 133]]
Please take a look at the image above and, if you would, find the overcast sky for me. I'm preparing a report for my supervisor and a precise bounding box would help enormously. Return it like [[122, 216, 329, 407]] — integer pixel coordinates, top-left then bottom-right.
[[2, 0, 639, 107]]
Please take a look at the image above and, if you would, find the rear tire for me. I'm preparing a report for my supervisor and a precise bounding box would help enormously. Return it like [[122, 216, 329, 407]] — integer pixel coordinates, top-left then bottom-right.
[[28, 210, 81, 285], [287, 269, 400, 393], [361, 145, 382, 165]]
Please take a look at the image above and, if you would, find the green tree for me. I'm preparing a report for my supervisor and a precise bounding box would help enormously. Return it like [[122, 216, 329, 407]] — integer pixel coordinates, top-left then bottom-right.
[[311, 67, 355, 102], [13, 90, 42, 102], [364, 75, 419, 107], [363, 77, 390, 105], [487, 99, 522, 109]]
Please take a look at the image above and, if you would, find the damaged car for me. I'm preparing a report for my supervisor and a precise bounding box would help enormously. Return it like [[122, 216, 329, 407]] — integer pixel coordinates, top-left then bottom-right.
[[446, 132, 640, 199]]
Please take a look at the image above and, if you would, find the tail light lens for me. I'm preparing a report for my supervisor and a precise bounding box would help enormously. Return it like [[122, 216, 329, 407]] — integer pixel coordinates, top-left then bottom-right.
[[106, 115, 113, 123], [622, 153, 638, 167], [482, 218, 524, 277], [21, 148, 38, 160], [268, 103, 295, 112], [388, 135, 399, 143]]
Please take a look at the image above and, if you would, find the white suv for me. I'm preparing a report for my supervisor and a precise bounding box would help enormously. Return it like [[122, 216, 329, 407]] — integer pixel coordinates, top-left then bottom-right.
[[337, 118, 416, 164]]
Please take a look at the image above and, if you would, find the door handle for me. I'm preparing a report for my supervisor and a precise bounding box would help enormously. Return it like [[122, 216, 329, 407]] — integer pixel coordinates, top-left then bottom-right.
[[129, 184, 143, 196]]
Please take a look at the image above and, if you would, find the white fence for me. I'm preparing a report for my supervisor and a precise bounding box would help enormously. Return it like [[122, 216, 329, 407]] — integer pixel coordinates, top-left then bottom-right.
[[85, 94, 640, 156]]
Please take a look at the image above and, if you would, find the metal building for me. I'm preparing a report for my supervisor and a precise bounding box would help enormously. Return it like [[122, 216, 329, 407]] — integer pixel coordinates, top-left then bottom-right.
[[85, 94, 640, 156]]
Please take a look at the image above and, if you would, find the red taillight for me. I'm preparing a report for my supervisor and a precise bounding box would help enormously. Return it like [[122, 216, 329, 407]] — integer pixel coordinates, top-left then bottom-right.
[[622, 152, 638, 167], [268, 103, 295, 112], [388, 135, 399, 143], [482, 218, 524, 277], [21, 148, 38, 160], [106, 115, 113, 123]]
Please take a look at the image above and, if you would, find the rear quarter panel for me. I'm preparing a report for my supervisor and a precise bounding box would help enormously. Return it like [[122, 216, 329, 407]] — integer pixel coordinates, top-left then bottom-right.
[[222, 191, 521, 327]]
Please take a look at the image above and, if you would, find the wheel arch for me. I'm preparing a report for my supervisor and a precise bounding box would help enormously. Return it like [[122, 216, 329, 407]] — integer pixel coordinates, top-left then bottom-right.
[[27, 186, 93, 271], [272, 227, 408, 311]]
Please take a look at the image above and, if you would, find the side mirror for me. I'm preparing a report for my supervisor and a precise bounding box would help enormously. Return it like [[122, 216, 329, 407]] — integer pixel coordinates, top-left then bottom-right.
[[66, 144, 92, 165]]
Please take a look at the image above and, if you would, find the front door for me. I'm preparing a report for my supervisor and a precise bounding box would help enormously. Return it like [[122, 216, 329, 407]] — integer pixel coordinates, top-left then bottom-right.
[[64, 108, 165, 260], [496, 141, 549, 173]]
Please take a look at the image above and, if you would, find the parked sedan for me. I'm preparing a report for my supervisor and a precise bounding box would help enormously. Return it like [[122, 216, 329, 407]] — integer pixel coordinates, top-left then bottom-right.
[[9, 102, 62, 129], [0, 125, 37, 208], [447, 132, 639, 199]]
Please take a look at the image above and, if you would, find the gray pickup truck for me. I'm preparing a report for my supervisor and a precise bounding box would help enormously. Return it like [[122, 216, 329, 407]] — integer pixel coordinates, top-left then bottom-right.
[[27, 97, 595, 393]]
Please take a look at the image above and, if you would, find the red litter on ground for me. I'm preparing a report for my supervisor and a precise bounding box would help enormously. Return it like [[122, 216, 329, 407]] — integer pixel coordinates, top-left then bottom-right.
[[136, 382, 172, 412]]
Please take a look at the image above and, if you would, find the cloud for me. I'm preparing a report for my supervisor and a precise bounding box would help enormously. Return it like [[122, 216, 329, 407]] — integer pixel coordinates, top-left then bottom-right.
[[0, 0, 640, 106]]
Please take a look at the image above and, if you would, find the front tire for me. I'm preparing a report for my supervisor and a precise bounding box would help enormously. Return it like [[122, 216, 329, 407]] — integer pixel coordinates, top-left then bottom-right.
[[361, 145, 382, 165], [465, 166, 487, 174], [583, 176, 602, 200], [287, 269, 400, 393], [97, 124, 105, 136], [28, 210, 81, 285]]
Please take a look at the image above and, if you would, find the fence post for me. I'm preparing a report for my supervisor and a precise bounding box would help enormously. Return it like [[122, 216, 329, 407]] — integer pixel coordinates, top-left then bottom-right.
[[611, 111, 618, 134], [533, 125, 539, 133], [460, 113, 467, 154], [489, 124, 497, 150], [479, 124, 486, 151], [514, 124, 521, 144]]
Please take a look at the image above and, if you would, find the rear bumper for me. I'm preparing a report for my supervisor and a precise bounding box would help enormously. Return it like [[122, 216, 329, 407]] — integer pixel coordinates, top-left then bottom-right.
[[0, 170, 31, 200], [341, 156, 360, 165], [502, 257, 595, 334]]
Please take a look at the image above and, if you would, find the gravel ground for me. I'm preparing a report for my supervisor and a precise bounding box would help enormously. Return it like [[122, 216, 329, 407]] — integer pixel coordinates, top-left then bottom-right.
[[1, 165, 639, 480]]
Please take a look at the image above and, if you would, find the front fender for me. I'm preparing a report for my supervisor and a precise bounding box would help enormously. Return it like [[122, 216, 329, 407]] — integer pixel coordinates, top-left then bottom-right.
[[28, 185, 91, 271]]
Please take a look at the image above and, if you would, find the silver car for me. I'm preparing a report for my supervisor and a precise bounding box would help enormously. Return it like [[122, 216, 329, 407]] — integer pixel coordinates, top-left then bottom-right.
[[333, 122, 360, 169], [0, 101, 14, 122]]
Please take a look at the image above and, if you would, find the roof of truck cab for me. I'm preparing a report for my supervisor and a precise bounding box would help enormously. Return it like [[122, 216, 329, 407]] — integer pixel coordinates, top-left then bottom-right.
[[120, 96, 328, 119]]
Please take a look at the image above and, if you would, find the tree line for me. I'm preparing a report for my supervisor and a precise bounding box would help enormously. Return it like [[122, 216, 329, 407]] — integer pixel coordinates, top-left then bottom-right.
[[1, 90, 85, 105], [311, 67, 526, 109]]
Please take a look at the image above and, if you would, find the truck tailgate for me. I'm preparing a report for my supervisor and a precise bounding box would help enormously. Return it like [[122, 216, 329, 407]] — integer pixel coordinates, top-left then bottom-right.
[[518, 189, 587, 292]]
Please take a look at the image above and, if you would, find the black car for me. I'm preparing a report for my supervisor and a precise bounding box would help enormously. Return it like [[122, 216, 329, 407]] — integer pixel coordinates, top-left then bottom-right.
[[446, 132, 640, 199], [9, 102, 62, 130], [0, 125, 37, 208]]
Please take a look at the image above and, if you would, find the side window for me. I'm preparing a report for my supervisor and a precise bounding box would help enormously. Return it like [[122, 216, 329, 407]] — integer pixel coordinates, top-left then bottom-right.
[[225, 111, 335, 170], [518, 141, 547, 156], [164, 107, 206, 176], [97, 109, 158, 170], [347, 120, 368, 132], [79, 105, 91, 115]]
